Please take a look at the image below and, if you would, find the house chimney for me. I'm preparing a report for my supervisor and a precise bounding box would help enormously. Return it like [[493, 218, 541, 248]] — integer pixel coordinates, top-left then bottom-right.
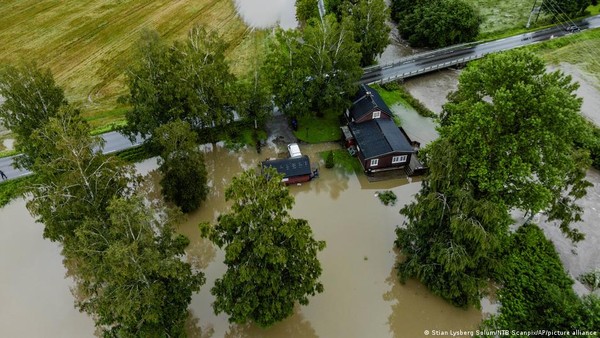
[[365, 91, 372, 97]]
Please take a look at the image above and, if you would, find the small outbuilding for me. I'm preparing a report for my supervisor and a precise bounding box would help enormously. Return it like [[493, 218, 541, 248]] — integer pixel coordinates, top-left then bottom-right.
[[261, 155, 313, 185]]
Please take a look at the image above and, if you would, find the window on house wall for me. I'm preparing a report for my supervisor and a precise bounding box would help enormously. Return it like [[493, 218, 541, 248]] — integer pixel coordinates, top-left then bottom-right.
[[373, 111, 381, 119], [370, 158, 379, 167], [392, 155, 407, 164]]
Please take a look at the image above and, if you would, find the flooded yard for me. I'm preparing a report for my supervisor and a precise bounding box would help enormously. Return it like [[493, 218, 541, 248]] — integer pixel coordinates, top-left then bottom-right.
[[0, 141, 482, 337]]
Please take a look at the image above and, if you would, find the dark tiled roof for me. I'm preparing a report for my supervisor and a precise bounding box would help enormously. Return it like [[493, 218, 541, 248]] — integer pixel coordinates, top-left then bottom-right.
[[262, 155, 312, 178], [349, 119, 414, 159], [348, 84, 392, 121]]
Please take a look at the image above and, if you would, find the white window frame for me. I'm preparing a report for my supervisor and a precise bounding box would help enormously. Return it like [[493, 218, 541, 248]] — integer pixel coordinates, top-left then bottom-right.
[[372, 111, 381, 119], [370, 158, 379, 167], [392, 155, 407, 164]]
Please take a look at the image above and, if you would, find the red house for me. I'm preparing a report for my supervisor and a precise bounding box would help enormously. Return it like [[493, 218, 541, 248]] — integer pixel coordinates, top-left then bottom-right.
[[345, 85, 417, 174]]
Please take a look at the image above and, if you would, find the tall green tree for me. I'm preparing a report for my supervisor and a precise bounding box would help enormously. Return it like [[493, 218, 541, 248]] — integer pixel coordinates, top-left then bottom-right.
[[155, 120, 209, 213], [0, 63, 68, 169], [396, 50, 592, 307], [26, 105, 131, 243], [75, 195, 205, 337], [396, 0, 481, 48], [25, 105, 203, 336], [351, 0, 391, 66], [125, 26, 236, 139], [201, 168, 325, 327], [265, 15, 362, 116]]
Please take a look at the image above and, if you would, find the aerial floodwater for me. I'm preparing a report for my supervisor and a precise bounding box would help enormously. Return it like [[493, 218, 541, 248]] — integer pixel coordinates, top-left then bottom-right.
[[0, 141, 483, 337], [234, 0, 297, 29]]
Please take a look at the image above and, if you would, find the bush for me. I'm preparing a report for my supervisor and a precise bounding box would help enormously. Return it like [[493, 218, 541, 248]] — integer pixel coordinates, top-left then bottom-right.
[[325, 151, 335, 168], [377, 190, 397, 206]]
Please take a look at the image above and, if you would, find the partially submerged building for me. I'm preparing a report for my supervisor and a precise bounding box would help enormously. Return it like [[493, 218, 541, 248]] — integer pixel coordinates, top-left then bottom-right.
[[261, 155, 314, 185], [343, 84, 425, 176]]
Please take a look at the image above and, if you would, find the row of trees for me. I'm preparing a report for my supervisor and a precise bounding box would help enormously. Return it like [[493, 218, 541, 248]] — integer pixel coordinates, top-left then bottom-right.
[[395, 50, 594, 309], [0, 64, 204, 336], [0, 62, 326, 332]]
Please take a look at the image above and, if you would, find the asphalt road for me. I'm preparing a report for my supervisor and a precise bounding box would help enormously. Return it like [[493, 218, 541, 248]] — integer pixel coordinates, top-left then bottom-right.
[[361, 14, 600, 84], [0, 131, 144, 181]]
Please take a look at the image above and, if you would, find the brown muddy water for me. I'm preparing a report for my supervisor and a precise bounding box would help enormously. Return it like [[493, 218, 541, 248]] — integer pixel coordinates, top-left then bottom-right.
[[2, 63, 598, 337], [0, 142, 482, 337], [234, 0, 297, 29]]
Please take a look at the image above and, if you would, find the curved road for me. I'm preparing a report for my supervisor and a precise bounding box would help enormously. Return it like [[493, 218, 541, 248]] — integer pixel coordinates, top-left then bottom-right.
[[2, 15, 600, 182]]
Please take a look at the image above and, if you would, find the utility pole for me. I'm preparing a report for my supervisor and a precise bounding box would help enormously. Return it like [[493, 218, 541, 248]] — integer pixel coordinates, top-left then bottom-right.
[[526, 0, 541, 28]]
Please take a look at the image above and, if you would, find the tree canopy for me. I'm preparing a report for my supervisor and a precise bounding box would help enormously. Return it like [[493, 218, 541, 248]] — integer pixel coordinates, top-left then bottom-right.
[[0, 63, 68, 169], [481, 223, 600, 332], [350, 0, 391, 66], [396, 50, 592, 307], [264, 15, 362, 117], [392, 0, 481, 48], [201, 168, 325, 327], [23, 91, 203, 336], [125, 26, 236, 139], [155, 119, 209, 213]]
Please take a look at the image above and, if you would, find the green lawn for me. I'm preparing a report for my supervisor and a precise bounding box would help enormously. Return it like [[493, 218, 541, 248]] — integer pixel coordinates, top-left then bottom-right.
[[294, 110, 342, 143], [527, 27, 600, 86], [319, 149, 363, 173]]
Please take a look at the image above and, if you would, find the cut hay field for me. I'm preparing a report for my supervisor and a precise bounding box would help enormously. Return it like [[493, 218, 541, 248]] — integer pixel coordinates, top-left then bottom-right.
[[0, 0, 258, 129]]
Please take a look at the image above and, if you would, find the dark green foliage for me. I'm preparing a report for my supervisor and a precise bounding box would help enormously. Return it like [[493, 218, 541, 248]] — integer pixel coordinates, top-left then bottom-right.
[[0, 63, 68, 169], [325, 151, 335, 168], [26, 106, 132, 243], [355, 0, 391, 66], [397, 139, 513, 307], [24, 105, 203, 336], [377, 190, 397, 206], [125, 27, 236, 139], [481, 224, 597, 333], [76, 195, 205, 337], [578, 270, 600, 291], [296, 0, 320, 23], [442, 50, 591, 241], [0, 176, 32, 208], [396, 50, 592, 307], [395, 0, 481, 48], [201, 168, 325, 327], [542, 0, 591, 20], [264, 15, 362, 117], [577, 122, 600, 169], [155, 120, 208, 213]]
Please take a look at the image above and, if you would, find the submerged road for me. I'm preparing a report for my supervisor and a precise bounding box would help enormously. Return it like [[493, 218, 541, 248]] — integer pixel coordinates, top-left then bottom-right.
[[361, 15, 600, 84], [2, 16, 600, 182], [0, 131, 143, 181]]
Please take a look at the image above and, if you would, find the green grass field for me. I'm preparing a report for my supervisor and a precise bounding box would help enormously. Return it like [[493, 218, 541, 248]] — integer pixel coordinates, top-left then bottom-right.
[[527, 27, 600, 86], [0, 0, 258, 129]]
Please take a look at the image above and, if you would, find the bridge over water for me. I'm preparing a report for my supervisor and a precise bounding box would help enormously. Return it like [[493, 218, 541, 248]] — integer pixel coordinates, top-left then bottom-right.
[[361, 14, 600, 85]]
